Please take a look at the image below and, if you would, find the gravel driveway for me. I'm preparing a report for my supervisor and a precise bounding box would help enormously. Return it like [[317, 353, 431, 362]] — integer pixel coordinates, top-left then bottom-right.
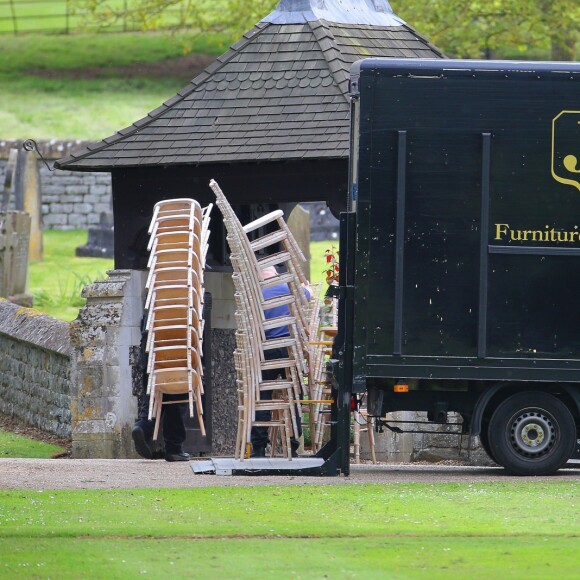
[[0, 458, 578, 490]]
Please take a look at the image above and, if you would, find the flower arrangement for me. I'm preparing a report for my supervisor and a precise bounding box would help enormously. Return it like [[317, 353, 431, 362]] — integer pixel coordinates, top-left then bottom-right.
[[324, 246, 339, 285]]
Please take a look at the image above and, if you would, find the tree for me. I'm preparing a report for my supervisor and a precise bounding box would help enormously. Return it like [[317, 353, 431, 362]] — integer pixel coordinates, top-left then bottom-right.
[[77, 0, 278, 38], [392, 0, 579, 60], [77, 0, 578, 60]]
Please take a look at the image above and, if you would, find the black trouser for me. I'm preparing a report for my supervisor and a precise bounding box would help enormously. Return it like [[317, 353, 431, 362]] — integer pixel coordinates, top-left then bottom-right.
[[135, 394, 187, 454], [250, 347, 302, 452]]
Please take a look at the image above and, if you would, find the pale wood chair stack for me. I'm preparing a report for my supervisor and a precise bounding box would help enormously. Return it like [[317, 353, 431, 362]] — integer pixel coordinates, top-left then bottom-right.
[[144, 198, 212, 442], [309, 296, 338, 452], [209, 179, 314, 460], [309, 292, 377, 462]]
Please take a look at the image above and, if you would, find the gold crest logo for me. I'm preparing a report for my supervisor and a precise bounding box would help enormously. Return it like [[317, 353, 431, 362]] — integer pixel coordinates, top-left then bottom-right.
[[552, 111, 580, 192]]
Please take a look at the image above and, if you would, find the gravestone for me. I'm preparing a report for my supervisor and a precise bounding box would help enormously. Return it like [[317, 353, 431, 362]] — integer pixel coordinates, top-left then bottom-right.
[[1, 148, 18, 212], [14, 148, 43, 262], [287, 203, 311, 281], [0, 211, 32, 306], [75, 206, 114, 258]]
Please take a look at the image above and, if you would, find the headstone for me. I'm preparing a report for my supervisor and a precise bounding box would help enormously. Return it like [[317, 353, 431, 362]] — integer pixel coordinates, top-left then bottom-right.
[[287, 203, 311, 281], [0, 211, 32, 306], [14, 148, 43, 262], [1, 148, 18, 212], [75, 208, 114, 258]]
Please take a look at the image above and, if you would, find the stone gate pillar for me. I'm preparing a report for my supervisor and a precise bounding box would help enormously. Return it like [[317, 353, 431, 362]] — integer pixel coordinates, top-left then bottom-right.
[[69, 269, 146, 458]]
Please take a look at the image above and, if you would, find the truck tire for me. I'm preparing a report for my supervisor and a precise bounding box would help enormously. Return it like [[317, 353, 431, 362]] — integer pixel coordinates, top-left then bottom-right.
[[488, 392, 576, 476]]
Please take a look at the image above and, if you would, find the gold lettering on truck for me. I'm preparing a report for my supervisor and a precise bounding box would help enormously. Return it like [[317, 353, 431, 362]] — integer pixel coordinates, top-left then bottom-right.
[[552, 111, 580, 192], [494, 224, 580, 243]]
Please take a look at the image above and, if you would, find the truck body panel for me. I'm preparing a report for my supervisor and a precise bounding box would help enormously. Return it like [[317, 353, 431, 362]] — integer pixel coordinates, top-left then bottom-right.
[[349, 58, 580, 386], [336, 58, 580, 475]]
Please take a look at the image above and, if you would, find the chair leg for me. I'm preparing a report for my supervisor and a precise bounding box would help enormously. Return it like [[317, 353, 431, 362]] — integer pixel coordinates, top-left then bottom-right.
[[152, 396, 163, 441], [354, 411, 361, 464], [367, 414, 377, 464]]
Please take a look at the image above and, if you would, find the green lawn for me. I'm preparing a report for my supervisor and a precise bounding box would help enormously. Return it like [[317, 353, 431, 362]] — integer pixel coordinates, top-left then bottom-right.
[[0, 430, 65, 459], [0, 75, 187, 140], [0, 31, 230, 139], [0, 483, 578, 577], [28, 229, 113, 320]]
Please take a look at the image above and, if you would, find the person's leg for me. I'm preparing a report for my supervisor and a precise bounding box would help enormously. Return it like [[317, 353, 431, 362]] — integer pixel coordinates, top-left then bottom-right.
[[291, 406, 303, 457], [251, 346, 304, 457], [162, 396, 189, 461], [251, 388, 272, 456], [132, 395, 154, 459]]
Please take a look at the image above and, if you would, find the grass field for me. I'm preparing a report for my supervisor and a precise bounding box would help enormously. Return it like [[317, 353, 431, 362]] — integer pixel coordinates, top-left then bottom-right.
[[0, 31, 230, 139], [0, 483, 578, 577]]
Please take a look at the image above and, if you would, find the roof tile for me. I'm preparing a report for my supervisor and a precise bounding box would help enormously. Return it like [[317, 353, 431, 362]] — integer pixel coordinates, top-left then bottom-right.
[[55, 19, 442, 170]]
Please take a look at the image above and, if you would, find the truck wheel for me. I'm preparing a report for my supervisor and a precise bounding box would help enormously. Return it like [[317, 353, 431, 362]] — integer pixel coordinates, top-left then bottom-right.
[[488, 391, 576, 476]]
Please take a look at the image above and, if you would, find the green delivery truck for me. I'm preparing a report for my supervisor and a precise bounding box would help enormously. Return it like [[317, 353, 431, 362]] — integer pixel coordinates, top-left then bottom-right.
[[328, 58, 580, 476]]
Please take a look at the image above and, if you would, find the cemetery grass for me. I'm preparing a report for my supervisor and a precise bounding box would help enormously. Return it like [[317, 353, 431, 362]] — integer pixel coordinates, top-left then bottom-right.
[[0, 32, 229, 139], [28, 229, 113, 321], [0, 483, 578, 578]]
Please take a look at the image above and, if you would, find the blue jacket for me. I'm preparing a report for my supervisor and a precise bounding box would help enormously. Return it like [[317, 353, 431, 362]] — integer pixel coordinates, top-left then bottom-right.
[[263, 283, 311, 339]]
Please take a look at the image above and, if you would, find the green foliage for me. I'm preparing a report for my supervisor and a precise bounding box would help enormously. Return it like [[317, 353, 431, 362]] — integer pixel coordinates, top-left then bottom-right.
[[76, 0, 278, 38], [0, 430, 65, 459], [310, 239, 336, 287], [32, 271, 100, 309], [393, 0, 579, 59], [0, 484, 577, 576]]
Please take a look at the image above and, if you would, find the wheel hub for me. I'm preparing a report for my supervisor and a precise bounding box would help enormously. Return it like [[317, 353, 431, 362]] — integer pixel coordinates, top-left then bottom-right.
[[510, 410, 555, 457]]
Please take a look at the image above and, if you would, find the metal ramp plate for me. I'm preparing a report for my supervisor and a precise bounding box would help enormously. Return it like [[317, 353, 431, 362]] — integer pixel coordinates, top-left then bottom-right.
[[191, 457, 325, 476]]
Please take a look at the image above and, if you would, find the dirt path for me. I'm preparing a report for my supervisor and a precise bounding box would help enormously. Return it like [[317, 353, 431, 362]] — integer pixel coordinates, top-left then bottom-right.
[[0, 458, 577, 490]]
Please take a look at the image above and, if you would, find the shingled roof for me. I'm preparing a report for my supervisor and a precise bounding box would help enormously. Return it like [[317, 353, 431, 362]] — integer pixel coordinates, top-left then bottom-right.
[[55, 0, 444, 171]]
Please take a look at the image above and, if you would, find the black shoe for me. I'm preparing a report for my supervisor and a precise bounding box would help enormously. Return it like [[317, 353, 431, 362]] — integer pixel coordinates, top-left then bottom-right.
[[291, 449, 299, 458], [165, 451, 191, 462], [132, 425, 153, 459], [250, 447, 266, 458]]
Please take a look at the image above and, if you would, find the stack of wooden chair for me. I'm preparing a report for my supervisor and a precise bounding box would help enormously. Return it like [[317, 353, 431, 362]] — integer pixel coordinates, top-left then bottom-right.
[[144, 198, 212, 442], [307, 293, 338, 452], [209, 179, 317, 460]]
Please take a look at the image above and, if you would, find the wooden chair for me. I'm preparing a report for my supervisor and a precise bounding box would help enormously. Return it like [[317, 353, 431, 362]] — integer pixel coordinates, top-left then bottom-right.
[[209, 179, 318, 459]]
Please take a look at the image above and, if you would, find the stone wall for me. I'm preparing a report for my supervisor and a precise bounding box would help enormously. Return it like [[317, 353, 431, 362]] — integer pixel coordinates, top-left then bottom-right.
[[0, 140, 111, 230], [0, 299, 71, 439]]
